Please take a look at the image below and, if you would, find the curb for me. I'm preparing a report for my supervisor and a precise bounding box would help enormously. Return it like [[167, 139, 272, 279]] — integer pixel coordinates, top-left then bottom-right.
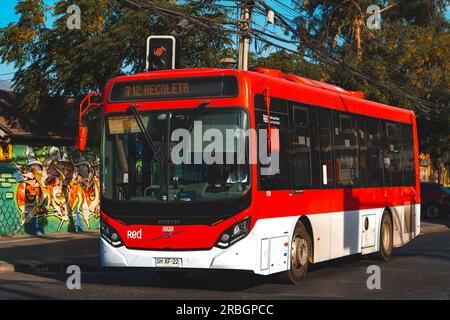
[[420, 225, 449, 235], [0, 262, 15, 273]]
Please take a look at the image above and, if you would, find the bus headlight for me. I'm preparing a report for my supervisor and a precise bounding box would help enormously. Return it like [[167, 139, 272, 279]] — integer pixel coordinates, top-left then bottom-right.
[[215, 217, 251, 249], [101, 221, 123, 247]]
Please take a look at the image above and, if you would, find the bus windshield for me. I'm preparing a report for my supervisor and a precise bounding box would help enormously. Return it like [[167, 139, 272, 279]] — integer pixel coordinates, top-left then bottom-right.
[[101, 108, 249, 202]]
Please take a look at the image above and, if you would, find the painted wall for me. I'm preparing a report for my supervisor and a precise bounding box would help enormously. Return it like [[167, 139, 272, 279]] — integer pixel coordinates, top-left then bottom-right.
[[420, 152, 450, 187], [0, 144, 100, 235]]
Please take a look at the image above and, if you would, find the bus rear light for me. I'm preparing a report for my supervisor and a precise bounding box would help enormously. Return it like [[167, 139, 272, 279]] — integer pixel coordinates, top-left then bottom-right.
[[101, 221, 123, 247], [215, 217, 251, 249]]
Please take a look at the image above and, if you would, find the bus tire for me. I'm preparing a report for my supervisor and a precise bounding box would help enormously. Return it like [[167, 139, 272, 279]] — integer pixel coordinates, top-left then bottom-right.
[[373, 210, 393, 261], [278, 221, 312, 284]]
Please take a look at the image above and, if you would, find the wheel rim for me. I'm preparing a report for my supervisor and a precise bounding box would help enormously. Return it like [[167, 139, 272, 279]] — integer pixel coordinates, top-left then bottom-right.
[[381, 220, 391, 252], [291, 235, 308, 269], [426, 205, 439, 219]]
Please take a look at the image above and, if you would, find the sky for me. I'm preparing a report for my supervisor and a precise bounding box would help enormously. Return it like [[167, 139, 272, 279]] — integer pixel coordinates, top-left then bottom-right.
[[0, 0, 449, 90]]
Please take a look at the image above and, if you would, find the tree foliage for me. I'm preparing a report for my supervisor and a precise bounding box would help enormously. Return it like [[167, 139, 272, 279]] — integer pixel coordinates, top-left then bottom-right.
[[0, 0, 232, 122], [0, 0, 448, 157], [257, 0, 449, 156]]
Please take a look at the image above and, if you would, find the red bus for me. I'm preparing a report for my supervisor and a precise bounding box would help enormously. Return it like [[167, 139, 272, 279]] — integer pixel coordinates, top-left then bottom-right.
[[82, 67, 420, 283]]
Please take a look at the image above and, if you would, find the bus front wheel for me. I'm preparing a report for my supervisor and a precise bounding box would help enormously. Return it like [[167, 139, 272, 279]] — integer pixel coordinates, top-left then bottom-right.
[[278, 221, 312, 284]]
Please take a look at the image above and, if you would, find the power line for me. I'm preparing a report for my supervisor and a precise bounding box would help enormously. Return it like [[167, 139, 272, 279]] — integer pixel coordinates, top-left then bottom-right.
[[185, 0, 242, 10], [269, 0, 309, 21], [265, 0, 297, 20], [118, 0, 442, 113], [267, 2, 445, 113], [260, 4, 440, 113], [254, 0, 442, 113], [252, 32, 313, 60], [120, 0, 242, 30]]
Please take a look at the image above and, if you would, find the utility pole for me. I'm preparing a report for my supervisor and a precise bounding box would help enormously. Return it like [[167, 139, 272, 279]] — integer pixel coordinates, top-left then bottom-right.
[[237, 0, 253, 71]]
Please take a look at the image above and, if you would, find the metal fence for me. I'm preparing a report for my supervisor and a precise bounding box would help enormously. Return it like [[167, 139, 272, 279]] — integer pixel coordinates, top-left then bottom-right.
[[0, 190, 22, 235]]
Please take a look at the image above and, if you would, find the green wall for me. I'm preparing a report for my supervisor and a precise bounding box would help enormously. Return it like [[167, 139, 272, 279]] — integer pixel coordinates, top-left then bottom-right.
[[0, 144, 100, 235]]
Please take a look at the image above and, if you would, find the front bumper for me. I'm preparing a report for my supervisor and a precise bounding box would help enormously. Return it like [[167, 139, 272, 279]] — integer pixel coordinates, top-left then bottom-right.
[[100, 233, 258, 272], [100, 216, 297, 275]]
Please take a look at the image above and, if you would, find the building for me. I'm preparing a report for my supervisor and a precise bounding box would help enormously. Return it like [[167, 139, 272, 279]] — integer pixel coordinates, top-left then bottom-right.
[[420, 152, 450, 187], [0, 90, 100, 235]]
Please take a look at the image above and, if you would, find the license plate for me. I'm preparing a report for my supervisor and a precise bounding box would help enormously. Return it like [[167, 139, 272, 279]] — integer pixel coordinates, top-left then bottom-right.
[[154, 257, 182, 268]]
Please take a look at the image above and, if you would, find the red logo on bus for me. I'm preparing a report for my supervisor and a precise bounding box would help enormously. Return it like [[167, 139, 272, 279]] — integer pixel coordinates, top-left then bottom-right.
[[162, 226, 174, 238]]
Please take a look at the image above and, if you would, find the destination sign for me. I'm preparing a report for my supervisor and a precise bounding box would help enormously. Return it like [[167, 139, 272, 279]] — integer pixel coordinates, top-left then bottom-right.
[[109, 76, 238, 102]]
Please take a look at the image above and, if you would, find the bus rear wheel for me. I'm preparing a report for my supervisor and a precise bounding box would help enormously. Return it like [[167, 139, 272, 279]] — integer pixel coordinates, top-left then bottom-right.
[[278, 221, 312, 284], [373, 211, 393, 261]]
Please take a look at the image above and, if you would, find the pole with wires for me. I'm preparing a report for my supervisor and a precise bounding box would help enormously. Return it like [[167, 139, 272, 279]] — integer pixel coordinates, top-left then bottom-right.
[[237, 1, 253, 70]]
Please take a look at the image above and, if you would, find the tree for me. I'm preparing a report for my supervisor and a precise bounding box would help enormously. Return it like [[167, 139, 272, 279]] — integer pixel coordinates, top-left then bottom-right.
[[270, 0, 449, 157], [250, 51, 329, 81], [0, 0, 233, 125]]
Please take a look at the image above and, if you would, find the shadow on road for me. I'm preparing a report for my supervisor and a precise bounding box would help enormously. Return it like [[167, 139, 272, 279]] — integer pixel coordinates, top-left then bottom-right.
[[0, 281, 54, 299], [16, 253, 379, 293], [7, 231, 449, 296], [0, 232, 100, 271]]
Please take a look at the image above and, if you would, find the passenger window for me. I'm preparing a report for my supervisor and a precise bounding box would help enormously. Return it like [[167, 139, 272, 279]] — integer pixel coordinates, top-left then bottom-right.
[[255, 95, 291, 190], [340, 115, 353, 133], [289, 105, 313, 188], [293, 107, 308, 128], [359, 117, 383, 187], [318, 109, 334, 186], [383, 122, 402, 186], [401, 124, 415, 186], [334, 113, 359, 186]]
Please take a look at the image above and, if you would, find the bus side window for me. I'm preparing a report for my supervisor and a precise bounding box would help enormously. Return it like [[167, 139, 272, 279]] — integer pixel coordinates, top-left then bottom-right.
[[334, 112, 359, 186], [359, 117, 383, 187], [289, 104, 314, 188], [401, 123, 415, 186], [255, 95, 291, 191], [318, 108, 334, 186], [383, 121, 402, 186]]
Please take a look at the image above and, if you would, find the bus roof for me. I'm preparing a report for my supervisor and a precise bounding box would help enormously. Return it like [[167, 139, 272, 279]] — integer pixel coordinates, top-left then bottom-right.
[[106, 67, 415, 124]]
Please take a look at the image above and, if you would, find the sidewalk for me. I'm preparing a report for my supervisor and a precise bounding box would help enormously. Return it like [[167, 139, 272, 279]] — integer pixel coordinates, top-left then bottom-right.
[[1, 217, 449, 274], [0, 231, 101, 273], [420, 216, 450, 235]]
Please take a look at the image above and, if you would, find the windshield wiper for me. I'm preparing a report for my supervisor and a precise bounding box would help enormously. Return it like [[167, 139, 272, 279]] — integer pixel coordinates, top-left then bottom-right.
[[187, 100, 210, 132], [128, 104, 162, 162]]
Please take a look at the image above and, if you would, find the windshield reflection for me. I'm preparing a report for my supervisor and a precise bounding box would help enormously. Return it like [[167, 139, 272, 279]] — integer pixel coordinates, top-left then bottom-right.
[[101, 108, 249, 202]]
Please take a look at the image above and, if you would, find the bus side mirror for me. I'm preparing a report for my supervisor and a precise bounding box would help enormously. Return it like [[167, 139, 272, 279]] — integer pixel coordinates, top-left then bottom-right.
[[77, 126, 88, 151], [77, 92, 103, 152]]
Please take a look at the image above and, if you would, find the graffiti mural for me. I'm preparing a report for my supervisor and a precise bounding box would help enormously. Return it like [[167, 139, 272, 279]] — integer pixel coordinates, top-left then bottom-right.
[[0, 144, 100, 235]]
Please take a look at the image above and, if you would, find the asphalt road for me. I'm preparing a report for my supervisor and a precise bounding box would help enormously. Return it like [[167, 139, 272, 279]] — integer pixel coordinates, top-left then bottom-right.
[[0, 231, 449, 300]]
